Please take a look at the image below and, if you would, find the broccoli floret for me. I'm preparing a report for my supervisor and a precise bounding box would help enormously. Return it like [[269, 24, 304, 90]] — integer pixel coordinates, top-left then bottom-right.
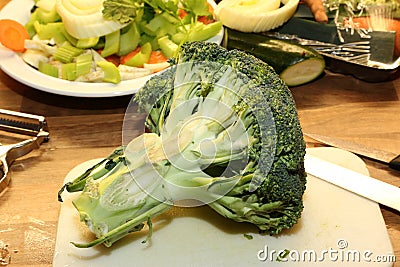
[[173, 41, 306, 234], [59, 41, 306, 247]]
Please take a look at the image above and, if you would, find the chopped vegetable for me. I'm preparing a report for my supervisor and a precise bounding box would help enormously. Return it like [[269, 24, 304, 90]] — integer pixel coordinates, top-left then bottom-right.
[[38, 60, 59, 77], [148, 50, 168, 64], [122, 42, 152, 67], [0, 19, 30, 52], [97, 60, 121, 83], [19, 0, 222, 84], [224, 28, 325, 86], [301, 0, 328, 22], [55, 0, 127, 39], [120, 46, 141, 65], [102, 0, 138, 24], [58, 41, 307, 248], [214, 0, 299, 32]]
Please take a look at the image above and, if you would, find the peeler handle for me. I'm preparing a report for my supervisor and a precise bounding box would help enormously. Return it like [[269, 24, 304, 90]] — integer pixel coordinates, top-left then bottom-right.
[[0, 130, 49, 194], [0, 156, 10, 194], [5, 131, 49, 165]]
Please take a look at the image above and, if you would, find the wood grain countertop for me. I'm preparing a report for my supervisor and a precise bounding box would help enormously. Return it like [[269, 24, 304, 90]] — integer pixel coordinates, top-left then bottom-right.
[[0, 0, 399, 265]]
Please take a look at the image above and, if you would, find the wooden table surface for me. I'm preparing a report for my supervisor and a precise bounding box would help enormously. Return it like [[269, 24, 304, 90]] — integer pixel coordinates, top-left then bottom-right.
[[0, 1, 399, 266]]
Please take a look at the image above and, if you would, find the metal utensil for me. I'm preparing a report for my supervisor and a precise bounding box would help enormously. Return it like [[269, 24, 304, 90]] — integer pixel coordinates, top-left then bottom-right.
[[0, 109, 49, 194], [304, 133, 400, 171]]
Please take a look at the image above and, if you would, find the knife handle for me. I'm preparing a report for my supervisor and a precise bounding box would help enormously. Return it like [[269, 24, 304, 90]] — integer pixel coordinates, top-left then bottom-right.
[[388, 155, 400, 171]]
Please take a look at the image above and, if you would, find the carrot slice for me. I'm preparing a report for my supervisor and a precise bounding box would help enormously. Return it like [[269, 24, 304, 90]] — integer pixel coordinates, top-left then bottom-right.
[[148, 50, 168, 64], [178, 9, 188, 19], [198, 15, 215, 25], [120, 47, 141, 65], [0, 19, 30, 52], [105, 54, 121, 67]]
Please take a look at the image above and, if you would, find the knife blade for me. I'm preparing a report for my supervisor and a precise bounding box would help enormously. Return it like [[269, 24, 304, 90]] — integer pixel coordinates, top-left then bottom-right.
[[304, 133, 400, 171], [304, 153, 400, 212]]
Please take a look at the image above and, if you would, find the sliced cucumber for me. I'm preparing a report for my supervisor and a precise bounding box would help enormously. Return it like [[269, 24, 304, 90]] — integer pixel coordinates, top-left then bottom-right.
[[223, 28, 325, 86]]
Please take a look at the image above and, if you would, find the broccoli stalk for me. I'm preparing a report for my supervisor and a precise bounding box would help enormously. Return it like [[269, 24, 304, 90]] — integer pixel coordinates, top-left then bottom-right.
[[59, 41, 306, 248]]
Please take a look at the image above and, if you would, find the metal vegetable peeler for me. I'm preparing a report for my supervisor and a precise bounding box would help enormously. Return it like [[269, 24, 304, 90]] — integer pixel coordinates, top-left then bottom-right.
[[0, 109, 49, 194]]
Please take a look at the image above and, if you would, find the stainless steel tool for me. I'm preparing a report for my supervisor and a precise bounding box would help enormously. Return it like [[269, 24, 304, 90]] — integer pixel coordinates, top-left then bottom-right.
[[0, 109, 49, 194], [304, 133, 400, 171]]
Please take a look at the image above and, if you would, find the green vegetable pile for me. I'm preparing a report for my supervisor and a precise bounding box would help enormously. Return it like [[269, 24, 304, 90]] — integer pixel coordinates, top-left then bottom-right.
[[58, 41, 307, 248], [23, 0, 222, 83]]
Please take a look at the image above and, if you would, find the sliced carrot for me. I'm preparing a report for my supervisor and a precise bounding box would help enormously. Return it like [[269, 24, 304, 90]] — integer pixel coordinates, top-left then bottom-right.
[[179, 2, 215, 23], [179, 9, 188, 19], [0, 19, 30, 52], [120, 47, 141, 65], [148, 50, 168, 64], [105, 54, 120, 67], [198, 2, 215, 24], [198, 15, 215, 25]]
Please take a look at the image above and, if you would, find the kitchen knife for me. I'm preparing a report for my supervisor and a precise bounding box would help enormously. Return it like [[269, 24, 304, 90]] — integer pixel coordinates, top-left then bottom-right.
[[304, 133, 400, 171], [304, 153, 400, 212]]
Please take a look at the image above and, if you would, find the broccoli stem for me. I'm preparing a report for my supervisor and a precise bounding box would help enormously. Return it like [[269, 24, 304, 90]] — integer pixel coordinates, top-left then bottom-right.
[[58, 147, 125, 202], [71, 202, 171, 248]]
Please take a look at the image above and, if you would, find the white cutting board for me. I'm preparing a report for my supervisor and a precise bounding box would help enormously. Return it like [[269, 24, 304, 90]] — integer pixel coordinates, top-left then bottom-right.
[[53, 147, 394, 266]]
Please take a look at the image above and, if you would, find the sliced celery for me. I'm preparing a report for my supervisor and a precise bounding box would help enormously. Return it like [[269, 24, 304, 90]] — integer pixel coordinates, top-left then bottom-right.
[[141, 12, 179, 37], [60, 28, 78, 46], [75, 53, 93, 77], [171, 32, 186, 45], [34, 21, 64, 40], [118, 23, 140, 56], [54, 45, 83, 63], [76, 37, 99, 49], [159, 12, 180, 24], [25, 10, 39, 38], [158, 36, 178, 58], [139, 34, 155, 47], [36, 7, 61, 24], [124, 42, 152, 67], [38, 61, 59, 78], [52, 30, 68, 46], [187, 21, 222, 42], [61, 63, 77, 81], [97, 61, 120, 84], [101, 30, 120, 58]]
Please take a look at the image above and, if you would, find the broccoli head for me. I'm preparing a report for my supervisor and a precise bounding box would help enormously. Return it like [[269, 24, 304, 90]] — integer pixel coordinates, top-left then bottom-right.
[[59, 41, 306, 247]]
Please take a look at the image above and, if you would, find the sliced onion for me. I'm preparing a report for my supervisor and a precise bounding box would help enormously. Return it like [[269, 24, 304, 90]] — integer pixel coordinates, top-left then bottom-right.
[[56, 0, 126, 39], [215, 0, 299, 33]]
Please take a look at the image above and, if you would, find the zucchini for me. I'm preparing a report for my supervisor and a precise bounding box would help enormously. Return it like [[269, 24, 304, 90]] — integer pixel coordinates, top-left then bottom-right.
[[223, 28, 325, 86]]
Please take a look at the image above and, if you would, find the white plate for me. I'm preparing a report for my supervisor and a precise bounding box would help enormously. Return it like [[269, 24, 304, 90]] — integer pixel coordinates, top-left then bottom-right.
[[53, 147, 394, 266], [0, 0, 224, 98]]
